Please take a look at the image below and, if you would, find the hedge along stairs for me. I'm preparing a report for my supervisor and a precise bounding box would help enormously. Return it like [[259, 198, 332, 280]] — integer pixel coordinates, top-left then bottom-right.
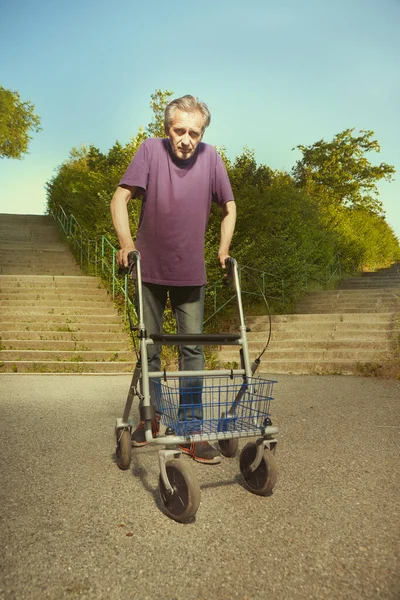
[[218, 263, 400, 375], [0, 214, 135, 374]]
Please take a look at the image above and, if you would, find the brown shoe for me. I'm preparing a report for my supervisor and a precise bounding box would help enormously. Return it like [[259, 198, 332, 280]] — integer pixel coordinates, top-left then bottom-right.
[[178, 441, 221, 464]]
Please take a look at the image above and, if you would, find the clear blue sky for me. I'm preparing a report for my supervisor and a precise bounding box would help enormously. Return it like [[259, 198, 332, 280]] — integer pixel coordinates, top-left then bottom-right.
[[1, 0, 399, 237]]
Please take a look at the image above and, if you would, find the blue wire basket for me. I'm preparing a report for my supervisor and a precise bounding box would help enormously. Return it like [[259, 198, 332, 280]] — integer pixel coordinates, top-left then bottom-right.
[[152, 375, 276, 437]]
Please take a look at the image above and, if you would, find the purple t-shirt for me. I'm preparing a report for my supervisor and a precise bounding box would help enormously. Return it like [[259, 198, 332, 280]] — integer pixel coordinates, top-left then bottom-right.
[[119, 138, 234, 286]]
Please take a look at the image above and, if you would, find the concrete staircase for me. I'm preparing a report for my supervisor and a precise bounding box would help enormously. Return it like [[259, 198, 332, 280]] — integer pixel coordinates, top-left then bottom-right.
[[0, 214, 135, 373], [0, 214, 83, 275], [218, 263, 400, 374]]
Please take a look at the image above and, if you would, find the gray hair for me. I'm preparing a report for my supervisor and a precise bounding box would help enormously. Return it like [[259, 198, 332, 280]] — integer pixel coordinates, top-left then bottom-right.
[[164, 95, 211, 133]]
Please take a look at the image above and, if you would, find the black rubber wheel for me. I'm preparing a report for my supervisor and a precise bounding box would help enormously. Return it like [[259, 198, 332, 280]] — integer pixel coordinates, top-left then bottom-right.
[[159, 459, 201, 523], [218, 438, 239, 458], [239, 442, 277, 496], [115, 428, 132, 470]]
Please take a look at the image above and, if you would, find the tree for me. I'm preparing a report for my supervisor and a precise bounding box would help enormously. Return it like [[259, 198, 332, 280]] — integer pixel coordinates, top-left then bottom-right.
[[0, 86, 41, 159], [292, 129, 395, 214], [45, 90, 400, 312], [146, 89, 174, 138]]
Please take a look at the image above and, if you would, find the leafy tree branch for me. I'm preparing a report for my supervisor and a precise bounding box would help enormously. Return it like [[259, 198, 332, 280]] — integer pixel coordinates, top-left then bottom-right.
[[0, 86, 42, 159]]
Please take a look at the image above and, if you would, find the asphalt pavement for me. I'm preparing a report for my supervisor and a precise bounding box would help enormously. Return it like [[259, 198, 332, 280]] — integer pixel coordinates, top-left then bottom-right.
[[0, 373, 399, 600]]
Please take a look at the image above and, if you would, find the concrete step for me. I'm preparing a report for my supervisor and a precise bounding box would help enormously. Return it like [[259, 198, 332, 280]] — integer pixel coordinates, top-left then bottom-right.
[[339, 280, 400, 289], [249, 340, 393, 350], [296, 302, 400, 310], [0, 275, 100, 284], [0, 252, 79, 260], [253, 327, 394, 340], [0, 284, 105, 293], [0, 214, 57, 223], [0, 321, 125, 331], [255, 313, 397, 323], [1, 340, 131, 351], [0, 350, 132, 361], [0, 361, 136, 374], [0, 295, 111, 304], [0, 284, 110, 300], [0, 239, 71, 245], [296, 295, 400, 305], [245, 315, 396, 332], [0, 287, 106, 296], [359, 273, 400, 278], [0, 297, 114, 307], [0, 238, 67, 245], [219, 348, 390, 361], [1, 307, 119, 316], [0, 260, 79, 269], [360, 267, 400, 276], [300, 287, 400, 297], [296, 305, 399, 314], [217, 358, 384, 375], [296, 299, 400, 308], [0, 237, 65, 244], [0, 330, 129, 341], [296, 293, 400, 304], [1, 267, 83, 275]]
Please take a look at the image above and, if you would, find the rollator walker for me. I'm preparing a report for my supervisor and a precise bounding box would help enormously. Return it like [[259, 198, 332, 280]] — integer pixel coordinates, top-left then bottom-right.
[[115, 251, 279, 522]]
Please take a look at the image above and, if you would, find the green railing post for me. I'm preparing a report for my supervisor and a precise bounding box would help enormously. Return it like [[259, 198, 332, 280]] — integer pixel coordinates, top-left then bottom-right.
[[112, 248, 116, 298], [101, 236, 105, 276]]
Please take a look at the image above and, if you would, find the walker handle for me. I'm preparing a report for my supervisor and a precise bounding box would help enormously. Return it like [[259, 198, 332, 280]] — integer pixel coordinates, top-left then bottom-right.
[[223, 256, 237, 286], [118, 250, 140, 277]]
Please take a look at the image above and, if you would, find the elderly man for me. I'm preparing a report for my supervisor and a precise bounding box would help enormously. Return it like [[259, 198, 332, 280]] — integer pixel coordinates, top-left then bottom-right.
[[110, 94, 236, 464]]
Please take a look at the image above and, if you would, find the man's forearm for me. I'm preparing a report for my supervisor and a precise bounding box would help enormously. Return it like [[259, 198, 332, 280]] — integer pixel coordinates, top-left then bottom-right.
[[110, 187, 135, 249], [110, 186, 136, 266], [219, 201, 236, 255]]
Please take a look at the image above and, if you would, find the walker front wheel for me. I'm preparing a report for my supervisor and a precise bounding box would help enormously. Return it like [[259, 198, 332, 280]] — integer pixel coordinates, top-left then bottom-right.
[[218, 438, 239, 458], [159, 459, 201, 523], [240, 443, 277, 496], [115, 428, 132, 470]]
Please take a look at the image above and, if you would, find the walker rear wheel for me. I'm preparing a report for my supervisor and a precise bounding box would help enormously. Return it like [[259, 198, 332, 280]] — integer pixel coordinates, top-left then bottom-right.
[[159, 459, 201, 523], [218, 438, 239, 458], [240, 442, 277, 495], [115, 428, 132, 470]]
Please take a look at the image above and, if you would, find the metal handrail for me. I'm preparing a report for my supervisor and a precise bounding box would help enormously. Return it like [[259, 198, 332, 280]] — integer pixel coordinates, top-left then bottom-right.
[[204, 264, 285, 324], [50, 203, 355, 326], [50, 204, 287, 326], [50, 205, 134, 320], [302, 254, 359, 290]]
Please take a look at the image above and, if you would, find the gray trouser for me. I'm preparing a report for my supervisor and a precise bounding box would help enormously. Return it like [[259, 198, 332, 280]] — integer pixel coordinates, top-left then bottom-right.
[[136, 283, 205, 420]]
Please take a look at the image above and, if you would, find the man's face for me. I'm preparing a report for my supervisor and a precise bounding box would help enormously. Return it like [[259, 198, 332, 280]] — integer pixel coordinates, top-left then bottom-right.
[[167, 109, 205, 160]]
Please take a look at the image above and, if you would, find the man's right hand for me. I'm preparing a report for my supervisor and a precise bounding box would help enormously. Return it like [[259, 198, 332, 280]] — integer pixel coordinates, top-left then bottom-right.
[[116, 244, 136, 267]]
